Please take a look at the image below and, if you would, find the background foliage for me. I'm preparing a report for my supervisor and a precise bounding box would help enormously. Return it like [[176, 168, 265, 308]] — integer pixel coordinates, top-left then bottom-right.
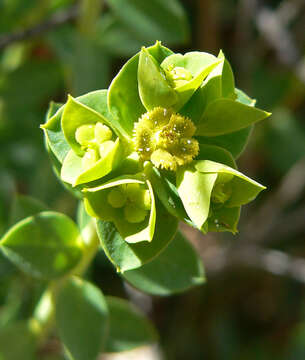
[[0, 0, 305, 359]]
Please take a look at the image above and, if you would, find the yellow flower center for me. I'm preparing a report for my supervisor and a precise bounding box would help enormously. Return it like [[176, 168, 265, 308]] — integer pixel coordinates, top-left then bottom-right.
[[133, 107, 199, 171]]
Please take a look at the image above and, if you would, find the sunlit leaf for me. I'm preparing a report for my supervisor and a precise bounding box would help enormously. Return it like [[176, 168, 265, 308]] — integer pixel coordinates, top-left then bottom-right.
[[0, 211, 83, 279]]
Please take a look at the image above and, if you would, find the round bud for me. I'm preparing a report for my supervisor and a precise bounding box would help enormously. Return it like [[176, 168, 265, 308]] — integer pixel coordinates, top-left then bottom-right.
[[75, 124, 95, 145], [95, 122, 112, 144], [124, 183, 140, 199], [124, 204, 148, 223], [107, 188, 127, 208], [131, 189, 151, 210]]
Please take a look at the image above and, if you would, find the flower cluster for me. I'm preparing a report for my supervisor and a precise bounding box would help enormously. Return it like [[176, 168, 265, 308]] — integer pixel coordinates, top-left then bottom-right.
[[42, 41, 270, 250]]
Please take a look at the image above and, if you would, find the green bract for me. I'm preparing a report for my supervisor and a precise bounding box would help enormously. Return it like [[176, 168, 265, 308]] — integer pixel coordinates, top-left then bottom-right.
[[177, 160, 266, 233], [41, 41, 270, 269], [84, 175, 156, 244], [60, 95, 124, 186]]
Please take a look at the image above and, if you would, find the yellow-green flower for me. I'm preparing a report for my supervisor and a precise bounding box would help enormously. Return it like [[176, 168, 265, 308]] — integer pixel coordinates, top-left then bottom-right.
[[133, 107, 199, 171]]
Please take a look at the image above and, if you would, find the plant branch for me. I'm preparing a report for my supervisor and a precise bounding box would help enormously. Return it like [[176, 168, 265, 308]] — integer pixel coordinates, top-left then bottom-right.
[[0, 6, 79, 51]]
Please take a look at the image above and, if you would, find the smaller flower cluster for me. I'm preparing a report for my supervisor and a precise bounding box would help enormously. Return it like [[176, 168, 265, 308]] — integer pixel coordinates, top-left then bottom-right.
[[75, 122, 114, 171], [107, 183, 151, 223]]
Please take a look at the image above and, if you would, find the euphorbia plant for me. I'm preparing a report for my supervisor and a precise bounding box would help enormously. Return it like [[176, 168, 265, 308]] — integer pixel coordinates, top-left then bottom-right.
[[0, 41, 270, 359]]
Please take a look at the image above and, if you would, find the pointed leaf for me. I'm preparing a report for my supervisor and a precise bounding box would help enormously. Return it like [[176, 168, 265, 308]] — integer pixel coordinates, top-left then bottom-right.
[[0, 212, 83, 279], [194, 160, 266, 207], [123, 231, 205, 295], [55, 277, 109, 360], [197, 88, 256, 159], [235, 88, 256, 106], [199, 51, 235, 104], [61, 95, 113, 157], [104, 296, 158, 352], [196, 98, 271, 136], [108, 41, 173, 136], [46, 101, 63, 120], [42, 104, 68, 163], [138, 47, 178, 110], [216, 50, 235, 98]]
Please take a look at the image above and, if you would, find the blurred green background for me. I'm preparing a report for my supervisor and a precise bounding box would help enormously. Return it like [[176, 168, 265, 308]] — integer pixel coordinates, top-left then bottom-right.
[[0, 0, 305, 359]]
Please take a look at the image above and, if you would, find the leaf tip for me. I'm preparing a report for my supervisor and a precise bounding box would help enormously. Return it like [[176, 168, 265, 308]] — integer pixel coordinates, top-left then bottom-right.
[[217, 49, 225, 59]]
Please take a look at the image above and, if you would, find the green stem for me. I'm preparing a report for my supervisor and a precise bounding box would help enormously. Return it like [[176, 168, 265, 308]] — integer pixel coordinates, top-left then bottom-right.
[[30, 219, 100, 347]]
